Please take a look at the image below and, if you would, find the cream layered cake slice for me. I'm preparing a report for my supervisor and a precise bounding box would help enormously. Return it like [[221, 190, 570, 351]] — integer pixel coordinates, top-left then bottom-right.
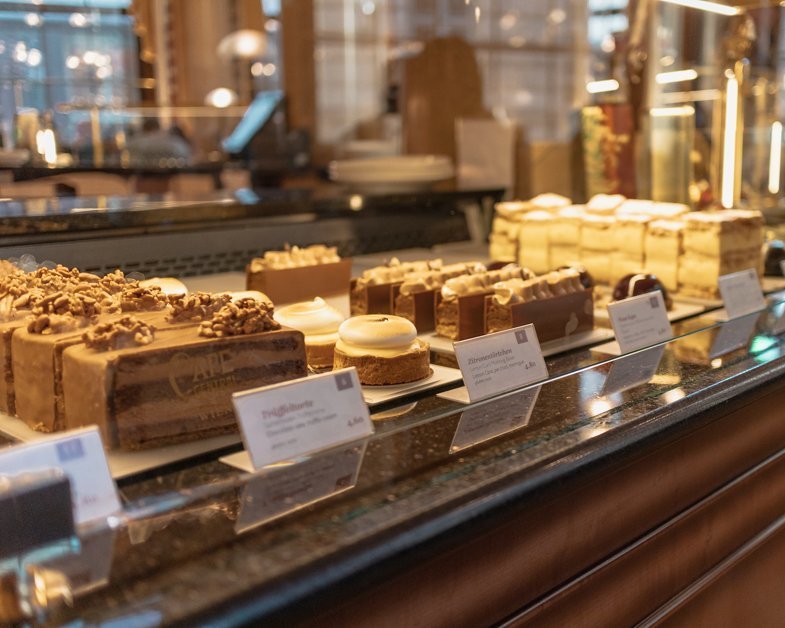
[[485, 269, 593, 341], [435, 265, 531, 340], [490, 201, 531, 263], [393, 262, 485, 332], [351, 258, 441, 316], [550, 205, 585, 267], [610, 214, 651, 283], [580, 215, 616, 284], [62, 300, 307, 450], [644, 220, 684, 292], [678, 210, 764, 298], [517, 211, 553, 275]]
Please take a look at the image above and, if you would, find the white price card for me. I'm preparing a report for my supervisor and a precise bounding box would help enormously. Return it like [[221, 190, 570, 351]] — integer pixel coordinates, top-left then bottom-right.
[[607, 290, 672, 354], [451, 324, 548, 403], [232, 367, 373, 469], [0, 427, 120, 526], [719, 269, 766, 320]]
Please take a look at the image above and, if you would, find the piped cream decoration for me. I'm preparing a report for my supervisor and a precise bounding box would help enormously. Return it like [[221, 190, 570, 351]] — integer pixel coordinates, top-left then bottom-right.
[[398, 262, 486, 295], [492, 269, 583, 306], [274, 297, 345, 344], [441, 264, 528, 300]]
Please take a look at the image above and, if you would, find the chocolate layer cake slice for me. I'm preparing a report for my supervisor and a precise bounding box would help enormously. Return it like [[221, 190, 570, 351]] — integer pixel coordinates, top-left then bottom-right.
[[485, 270, 593, 342], [351, 258, 441, 316], [62, 300, 307, 450], [435, 265, 529, 340], [394, 262, 485, 332]]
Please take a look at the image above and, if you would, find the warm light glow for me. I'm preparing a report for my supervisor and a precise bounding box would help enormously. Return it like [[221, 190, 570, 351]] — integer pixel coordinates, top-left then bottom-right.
[[586, 79, 620, 94], [660, 88, 720, 104], [25, 13, 41, 27], [662, 388, 687, 404], [650, 105, 695, 118], [721, 74, 739, 208], [217, 30, 267, 60], [659, 0, 740, 16], [69, 12, 88, 27], [66, 55, 80, 69], [585, 397, 615, 416], [36, 129, 57, 165], [769, 121, 782, 195], [204, 87, 238, 108], [655, 68, 698, 84], [349, 195, 363, 210], [26, 48, 42, 67]]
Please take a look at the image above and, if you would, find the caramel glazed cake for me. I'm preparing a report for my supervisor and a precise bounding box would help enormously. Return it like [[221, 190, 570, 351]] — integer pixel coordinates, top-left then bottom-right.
[[333, 314, 430, 385], [0, 263, 307, 449]]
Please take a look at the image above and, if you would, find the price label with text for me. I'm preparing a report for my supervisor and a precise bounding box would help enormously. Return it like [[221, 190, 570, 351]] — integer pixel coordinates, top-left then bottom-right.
[[233, 368, 373, 469], [452, 324, 548, 403], [607, 290, 672, 354], [0, 427, 120, 526], [719, 269, 766, 320]]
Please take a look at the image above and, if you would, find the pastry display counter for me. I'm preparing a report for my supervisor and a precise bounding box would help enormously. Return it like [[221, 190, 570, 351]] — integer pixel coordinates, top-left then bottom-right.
[[0, 187, 501, 278], [3, 285, 785, 625]]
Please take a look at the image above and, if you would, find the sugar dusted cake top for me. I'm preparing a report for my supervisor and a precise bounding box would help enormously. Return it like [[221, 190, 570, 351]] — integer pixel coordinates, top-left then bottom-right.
[[530, 193, 572, 211], [587, 194, 626, 214]]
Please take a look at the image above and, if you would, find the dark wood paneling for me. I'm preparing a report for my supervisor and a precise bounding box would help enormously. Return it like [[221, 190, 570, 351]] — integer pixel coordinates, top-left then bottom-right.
[[299, 378, 785, 628]]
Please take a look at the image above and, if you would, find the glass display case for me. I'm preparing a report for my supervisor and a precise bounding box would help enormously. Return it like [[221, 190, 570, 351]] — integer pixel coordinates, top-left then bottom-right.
[[1, 1, 785, 625]]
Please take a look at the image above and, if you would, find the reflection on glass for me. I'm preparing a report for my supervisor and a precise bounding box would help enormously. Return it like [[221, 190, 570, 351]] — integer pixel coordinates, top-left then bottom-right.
[[36, 526, 115, 597], [706, 312, 758, 358], [763, 301, 785, 336], [450, 386, 540, 453], [601, 345, 666, 397], [235, 439, 367, 534], [674, 314, 757, 365]]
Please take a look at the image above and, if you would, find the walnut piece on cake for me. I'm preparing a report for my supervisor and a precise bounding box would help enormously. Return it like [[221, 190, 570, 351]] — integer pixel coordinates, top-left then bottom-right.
[[167, 292, 232, 323], [198, 298, 280, 338], [83, 316, 155, 351]]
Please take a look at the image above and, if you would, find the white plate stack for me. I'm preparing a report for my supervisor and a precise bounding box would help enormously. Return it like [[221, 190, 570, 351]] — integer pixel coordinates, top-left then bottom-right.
[[329, 155, 454, 192]]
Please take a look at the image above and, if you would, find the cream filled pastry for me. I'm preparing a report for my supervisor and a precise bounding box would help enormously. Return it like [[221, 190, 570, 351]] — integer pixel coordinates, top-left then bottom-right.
[[333, 315, 430, 385], [274, 298, 345, 369]]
